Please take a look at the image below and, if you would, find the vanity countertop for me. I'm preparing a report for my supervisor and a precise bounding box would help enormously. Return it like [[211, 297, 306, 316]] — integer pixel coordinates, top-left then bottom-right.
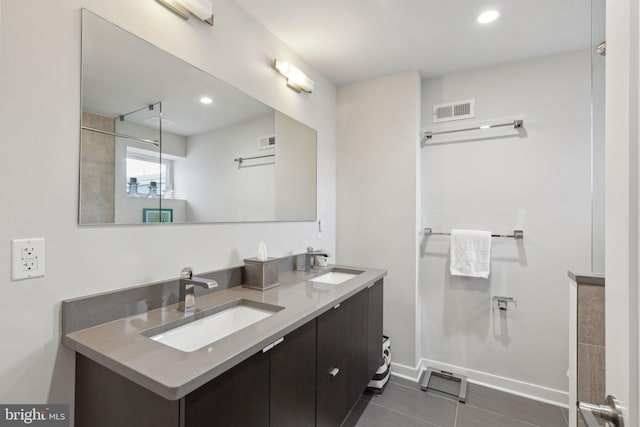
[[62, 265, 386, 401]]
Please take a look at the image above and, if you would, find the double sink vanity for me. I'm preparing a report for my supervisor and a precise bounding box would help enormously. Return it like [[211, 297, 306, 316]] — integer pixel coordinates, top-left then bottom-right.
[[71, 10, 385, 426], [62, 254, 386, 427]]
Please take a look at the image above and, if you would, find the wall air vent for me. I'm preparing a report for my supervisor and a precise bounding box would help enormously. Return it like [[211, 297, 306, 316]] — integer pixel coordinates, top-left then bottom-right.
[[433, 99, 475, 123], [258, 134, 276, 150]]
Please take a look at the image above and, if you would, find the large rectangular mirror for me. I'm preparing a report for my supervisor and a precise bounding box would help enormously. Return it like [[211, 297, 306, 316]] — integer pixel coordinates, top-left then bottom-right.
[[80, 10, 317, 225]]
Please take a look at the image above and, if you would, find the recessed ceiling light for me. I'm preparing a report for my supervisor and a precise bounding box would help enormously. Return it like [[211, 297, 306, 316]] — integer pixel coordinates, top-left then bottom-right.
[[200, 96, 213, 104], [477, 10, 500, 24]]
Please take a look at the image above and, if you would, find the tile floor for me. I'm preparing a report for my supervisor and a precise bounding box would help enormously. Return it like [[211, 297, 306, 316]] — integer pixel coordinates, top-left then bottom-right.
[[343, 377, 569, 427]]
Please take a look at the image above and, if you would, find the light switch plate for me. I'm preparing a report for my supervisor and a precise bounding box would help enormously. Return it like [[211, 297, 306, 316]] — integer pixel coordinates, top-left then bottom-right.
[[11, 238, 45, 280]]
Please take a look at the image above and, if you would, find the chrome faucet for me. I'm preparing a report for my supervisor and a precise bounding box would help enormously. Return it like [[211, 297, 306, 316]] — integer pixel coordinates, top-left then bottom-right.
[[178, 267, 219, 314], [306, 247, 331, 269]]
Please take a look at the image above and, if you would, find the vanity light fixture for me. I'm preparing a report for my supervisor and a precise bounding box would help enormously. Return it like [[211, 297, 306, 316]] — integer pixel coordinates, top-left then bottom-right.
[[273, 59, 314, 93], [156, 0, 214, 26], [476, 9, 500, 24], [200, 96, 213, 104]]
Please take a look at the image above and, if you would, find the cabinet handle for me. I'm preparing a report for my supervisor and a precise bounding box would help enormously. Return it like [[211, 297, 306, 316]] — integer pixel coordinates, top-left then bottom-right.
[[333, 303, 341, 309], [262, 337, 285, 353], [329, 367, 340, 377]]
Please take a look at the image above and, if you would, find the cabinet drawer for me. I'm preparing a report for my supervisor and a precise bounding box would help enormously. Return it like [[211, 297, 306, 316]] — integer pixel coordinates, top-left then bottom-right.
[[316, 301, 349, 385], [316, 358, 349, 427]]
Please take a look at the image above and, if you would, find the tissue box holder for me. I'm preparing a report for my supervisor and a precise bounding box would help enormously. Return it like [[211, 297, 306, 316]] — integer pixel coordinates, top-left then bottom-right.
[[243, 257, 280, 291]]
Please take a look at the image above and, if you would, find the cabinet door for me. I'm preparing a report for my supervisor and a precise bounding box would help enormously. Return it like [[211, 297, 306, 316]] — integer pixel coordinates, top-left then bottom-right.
[[270, 319, 316, 427], [75, 354, 179, 427], [316, 301, 349, 385], [184, 351, 269, 427], [346, 288, 369, 405], [367, 279, 384, 379]]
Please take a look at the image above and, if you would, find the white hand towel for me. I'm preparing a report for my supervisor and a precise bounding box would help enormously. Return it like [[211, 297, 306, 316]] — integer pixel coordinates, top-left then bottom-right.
[[449, 229, 492, 278]]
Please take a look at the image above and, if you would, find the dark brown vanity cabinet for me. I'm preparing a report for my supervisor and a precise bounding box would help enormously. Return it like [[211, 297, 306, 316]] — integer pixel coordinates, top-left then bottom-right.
[[367, 279, 384, 379], [76, 353, 179, 427], [316, 281, 384, 427], [345, 287, 370, 406], [76, 345, 272, 427], [186, 319, 317, 427], [76, 321, 315, 427], [316, 299, 350, 427], [316, 298, 349, 385], [185, 350, 270, 427], [269, 319, 317, 427], [74, 280, 383, 427]]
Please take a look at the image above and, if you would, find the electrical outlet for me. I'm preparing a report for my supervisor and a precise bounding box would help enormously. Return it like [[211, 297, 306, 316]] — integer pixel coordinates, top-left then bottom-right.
[[11, 238, 45, 280]]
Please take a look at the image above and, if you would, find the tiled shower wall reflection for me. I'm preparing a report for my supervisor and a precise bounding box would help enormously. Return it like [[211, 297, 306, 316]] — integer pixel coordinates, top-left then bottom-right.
[[80, 112, 115, 223]]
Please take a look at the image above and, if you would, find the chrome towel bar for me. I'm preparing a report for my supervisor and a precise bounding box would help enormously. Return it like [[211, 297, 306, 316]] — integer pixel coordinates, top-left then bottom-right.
[[234, 154, 275, 164], [423, 119, 523, 140], [424, 228, 524, 239], [81, 126, 160, 147]]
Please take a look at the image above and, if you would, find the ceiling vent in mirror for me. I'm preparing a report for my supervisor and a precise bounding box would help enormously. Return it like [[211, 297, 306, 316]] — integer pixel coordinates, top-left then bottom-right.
[[143, 116, 175, 128], [433, 99, 475, 123], [258, 135, 276, 150]]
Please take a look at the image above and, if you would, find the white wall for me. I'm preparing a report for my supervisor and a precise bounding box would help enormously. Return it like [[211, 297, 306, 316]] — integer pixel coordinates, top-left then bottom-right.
[[177, 113, 276, 222], [336, 71, 422, 369], [419, 50, 592, 404], [0, 0, 336, 408], [274, 111, 317, 220], [591, 0, 606, 274]]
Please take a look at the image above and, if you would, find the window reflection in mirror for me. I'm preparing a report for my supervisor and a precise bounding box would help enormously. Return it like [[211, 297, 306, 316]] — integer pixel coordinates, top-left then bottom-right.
[[79, 10, 317, 225]]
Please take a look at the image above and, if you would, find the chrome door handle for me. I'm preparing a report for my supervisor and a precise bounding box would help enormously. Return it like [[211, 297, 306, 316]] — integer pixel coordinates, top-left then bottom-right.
[[578, 395, 624, 427], [579, 405, 605, 427], [329, 367, 339, 377]]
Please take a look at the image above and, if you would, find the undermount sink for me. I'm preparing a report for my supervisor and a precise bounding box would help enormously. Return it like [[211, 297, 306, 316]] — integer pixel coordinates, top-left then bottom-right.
[[144, 299, 284, 352], [308, 268, 364, 285]]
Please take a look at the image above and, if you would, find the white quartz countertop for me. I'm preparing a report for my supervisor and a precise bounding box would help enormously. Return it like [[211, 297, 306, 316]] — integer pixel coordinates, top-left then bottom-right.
[[62, 265, 386, 400]]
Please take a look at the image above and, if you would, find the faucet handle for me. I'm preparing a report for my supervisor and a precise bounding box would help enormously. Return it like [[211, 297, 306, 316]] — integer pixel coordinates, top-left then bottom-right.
[[180, 267, 193, 279]]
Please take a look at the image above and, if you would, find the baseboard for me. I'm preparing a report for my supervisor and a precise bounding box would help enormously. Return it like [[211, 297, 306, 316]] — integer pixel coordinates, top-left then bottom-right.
[[390, 358, 568, 408], [388, 360, 422, 381]]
